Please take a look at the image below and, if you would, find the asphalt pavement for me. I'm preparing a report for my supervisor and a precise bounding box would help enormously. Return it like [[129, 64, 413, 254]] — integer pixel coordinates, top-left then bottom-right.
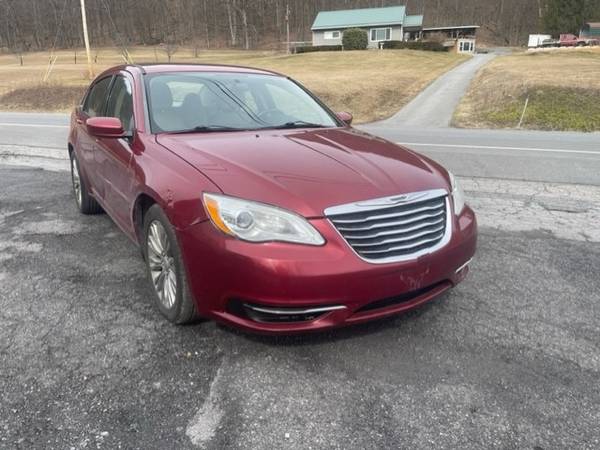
[[1, 165, 599, 449], [1, 101, 600, 449], [374, 53, 497, 129]]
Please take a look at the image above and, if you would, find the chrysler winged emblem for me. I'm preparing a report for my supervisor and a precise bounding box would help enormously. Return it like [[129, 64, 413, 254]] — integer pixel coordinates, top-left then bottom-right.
[[355, 192, 428, 208]]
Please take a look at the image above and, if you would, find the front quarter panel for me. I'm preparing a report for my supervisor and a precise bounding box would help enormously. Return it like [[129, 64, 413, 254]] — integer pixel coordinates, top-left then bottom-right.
[[131, 135, 221, 232]]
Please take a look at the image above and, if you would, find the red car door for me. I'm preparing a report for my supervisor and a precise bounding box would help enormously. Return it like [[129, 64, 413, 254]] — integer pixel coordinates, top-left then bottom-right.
[[95, 73, 137, 233], [76, 75, 113, 200]]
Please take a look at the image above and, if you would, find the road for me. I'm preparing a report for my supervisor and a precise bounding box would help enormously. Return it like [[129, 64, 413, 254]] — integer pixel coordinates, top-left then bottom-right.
[[2, 112, 600, 184], [1, 112, 600, 449]]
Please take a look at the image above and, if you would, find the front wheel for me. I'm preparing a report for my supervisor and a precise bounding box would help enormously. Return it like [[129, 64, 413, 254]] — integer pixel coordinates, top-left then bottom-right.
[[143, 204, 199, 324]]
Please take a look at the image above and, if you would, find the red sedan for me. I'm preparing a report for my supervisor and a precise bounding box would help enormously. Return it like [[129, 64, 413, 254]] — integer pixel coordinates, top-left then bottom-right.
[[68, 64, 477, 333]]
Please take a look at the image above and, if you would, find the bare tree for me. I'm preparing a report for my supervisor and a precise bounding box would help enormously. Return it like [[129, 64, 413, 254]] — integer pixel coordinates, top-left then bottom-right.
[[160, 42, 179, 62], [226, 0, 238, 46], [12, 44, 24, 66], [2, 0, 584, 51], [234, 0, 251, 50]]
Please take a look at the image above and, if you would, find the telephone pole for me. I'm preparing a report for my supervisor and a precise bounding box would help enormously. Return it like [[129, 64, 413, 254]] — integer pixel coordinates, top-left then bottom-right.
[[79, 0, 93, 79], [285, 3, 290, 54]]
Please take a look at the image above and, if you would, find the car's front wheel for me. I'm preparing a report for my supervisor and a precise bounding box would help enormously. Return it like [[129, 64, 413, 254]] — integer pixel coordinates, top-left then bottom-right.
[[70, 151, 103, 214], [143, 204, 198, 324]]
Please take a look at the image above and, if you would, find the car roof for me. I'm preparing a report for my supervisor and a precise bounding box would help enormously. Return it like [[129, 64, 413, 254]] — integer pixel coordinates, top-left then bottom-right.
[[101, 63, 284, 78]]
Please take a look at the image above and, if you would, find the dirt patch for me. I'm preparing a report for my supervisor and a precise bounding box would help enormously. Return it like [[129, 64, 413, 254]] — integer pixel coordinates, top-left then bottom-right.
[[0, 84, 86, 112]]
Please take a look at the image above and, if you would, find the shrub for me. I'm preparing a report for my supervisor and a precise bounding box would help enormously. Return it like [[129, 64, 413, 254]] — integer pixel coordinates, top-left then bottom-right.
[[342, 28, 368, 50], [294, 45, 343, 54], [382, 40, 449, 52]]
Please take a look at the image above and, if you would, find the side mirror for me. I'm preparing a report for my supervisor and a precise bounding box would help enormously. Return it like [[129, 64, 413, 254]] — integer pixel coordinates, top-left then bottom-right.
[[86, 117, 125, 138], [336, 111, 353, 126]]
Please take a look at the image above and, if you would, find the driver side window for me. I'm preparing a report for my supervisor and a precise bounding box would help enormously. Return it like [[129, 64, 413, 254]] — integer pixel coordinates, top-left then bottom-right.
[[83, 76, 112, 117], [105, 75, 134, 133]]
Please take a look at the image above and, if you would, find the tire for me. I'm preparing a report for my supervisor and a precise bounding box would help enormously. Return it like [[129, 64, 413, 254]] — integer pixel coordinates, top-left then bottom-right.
[[143, 204, 199, 324], [70, 151, 103, 215]]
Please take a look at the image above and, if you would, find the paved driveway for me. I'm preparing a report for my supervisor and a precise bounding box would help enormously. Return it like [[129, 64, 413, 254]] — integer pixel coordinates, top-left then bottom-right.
[[371, 52, 496, 129], [1, 167, 599, 449]]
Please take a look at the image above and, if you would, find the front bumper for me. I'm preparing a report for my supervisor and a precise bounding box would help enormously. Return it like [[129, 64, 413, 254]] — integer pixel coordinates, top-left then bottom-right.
[[177, 206, 477, 334]]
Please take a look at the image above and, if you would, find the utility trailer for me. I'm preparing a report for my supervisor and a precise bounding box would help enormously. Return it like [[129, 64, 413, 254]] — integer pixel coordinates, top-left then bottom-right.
[[528, 34, 552, 48]]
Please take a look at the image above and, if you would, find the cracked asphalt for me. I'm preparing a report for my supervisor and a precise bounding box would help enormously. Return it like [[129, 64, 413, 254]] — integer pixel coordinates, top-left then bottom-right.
[[1, 166, 599, 449]]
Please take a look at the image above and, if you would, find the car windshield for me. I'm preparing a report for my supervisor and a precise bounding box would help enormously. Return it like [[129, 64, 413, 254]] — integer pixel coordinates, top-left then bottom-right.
[[146, 72, 339, 133]]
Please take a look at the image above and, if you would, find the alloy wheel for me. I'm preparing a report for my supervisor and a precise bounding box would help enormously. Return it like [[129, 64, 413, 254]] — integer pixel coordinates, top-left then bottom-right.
[[147, 220, 177, 309], [71, 156, 82, 207]]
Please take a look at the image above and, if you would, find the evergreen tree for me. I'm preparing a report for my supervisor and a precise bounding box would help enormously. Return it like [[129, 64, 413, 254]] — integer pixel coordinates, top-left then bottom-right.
[[543, 0, 586, 34], [584, 0, 600, 21]]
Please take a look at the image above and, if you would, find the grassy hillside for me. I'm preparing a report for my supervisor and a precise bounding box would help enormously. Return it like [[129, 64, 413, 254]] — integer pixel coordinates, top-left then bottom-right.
[[453, 48, 600, 132], [0, 47, 467, 124]]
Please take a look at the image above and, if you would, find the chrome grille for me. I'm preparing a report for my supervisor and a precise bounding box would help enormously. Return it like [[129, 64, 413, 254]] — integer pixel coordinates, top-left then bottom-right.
[[325, 189, 451, 264]]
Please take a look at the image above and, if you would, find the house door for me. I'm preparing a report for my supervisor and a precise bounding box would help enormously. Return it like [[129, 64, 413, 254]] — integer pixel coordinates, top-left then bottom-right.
[[458, 40, 475, 53]]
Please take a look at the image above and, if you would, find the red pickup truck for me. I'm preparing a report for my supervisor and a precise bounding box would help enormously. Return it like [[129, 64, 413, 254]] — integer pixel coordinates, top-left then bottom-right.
[[560, 33, 599, 47]]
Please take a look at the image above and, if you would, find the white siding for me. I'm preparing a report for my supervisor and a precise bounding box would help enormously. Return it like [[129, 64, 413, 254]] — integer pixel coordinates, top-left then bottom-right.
[[312, 30, 342, 46], [312, 26, 403, 49]]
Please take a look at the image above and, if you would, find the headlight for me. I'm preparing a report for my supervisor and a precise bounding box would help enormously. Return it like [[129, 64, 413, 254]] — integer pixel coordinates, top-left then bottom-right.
[[448, 172, 465, 215], [203, 193, 325, 245]]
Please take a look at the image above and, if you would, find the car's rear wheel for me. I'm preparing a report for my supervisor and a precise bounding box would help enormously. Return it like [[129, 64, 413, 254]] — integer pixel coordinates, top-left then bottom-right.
[[70, 151, 103, 214], [143, 204, 198, 324]]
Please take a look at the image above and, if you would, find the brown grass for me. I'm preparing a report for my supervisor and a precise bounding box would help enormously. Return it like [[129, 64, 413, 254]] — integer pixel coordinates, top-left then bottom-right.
[[453, 48, 600, 131], [0, 46, 467, 123], [0, 84, 87, 111]]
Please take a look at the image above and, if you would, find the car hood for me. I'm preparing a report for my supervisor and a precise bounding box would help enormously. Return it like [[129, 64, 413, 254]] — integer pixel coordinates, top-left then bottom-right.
[[156, 128, 450, 218]]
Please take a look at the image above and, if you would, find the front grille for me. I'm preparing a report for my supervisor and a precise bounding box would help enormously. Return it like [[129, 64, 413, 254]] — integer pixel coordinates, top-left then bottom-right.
[[325, 189, 450, 263]]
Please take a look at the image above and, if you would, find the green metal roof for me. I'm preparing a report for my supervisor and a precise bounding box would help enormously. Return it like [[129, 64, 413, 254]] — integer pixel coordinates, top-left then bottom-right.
[[404, 15, 424, 28], [311, 6, 407, 31]]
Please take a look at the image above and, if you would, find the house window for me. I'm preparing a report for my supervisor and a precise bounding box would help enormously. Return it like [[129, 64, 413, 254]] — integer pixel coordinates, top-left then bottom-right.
[[370, 28, 392, 42], [324, 30, 341, 40]]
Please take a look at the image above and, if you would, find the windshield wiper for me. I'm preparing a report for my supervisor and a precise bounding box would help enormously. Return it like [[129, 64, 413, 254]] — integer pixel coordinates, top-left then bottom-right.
[[167, 121, 330, 134], [270, 121, 330, 130], [168, 125, 249, 134]]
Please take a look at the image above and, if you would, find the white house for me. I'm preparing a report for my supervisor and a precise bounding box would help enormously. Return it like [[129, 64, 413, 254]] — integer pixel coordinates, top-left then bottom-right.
[[311, 6, 479, 53], [311, 6, 423, 49]]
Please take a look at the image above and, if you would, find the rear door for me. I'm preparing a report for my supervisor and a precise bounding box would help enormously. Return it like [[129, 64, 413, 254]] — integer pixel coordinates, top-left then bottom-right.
[[76, 75, 113, 199], [95, 73, 136, 230]]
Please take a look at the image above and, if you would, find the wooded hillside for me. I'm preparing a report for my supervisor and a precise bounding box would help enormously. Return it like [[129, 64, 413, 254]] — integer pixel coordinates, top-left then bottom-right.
[[1, 0, 600, 52]]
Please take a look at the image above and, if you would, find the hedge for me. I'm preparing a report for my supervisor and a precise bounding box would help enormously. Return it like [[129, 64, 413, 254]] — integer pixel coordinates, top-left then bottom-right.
[[294, 45, 343, 54], [382, 41, 449, 52]]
